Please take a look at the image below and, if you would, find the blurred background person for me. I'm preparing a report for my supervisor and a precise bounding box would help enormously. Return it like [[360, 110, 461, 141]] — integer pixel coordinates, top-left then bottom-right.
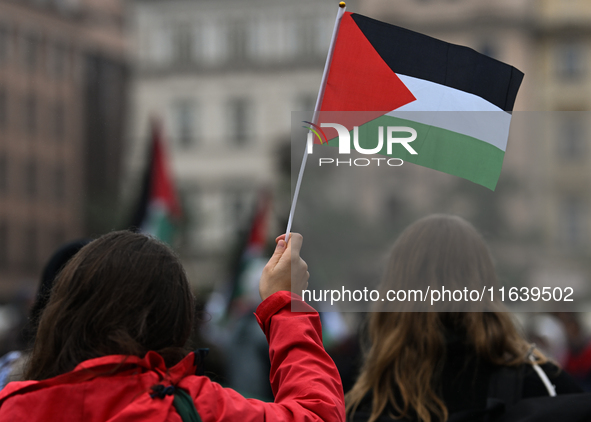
[[346, 215, 582, 422], [0, 231, 347, 421]]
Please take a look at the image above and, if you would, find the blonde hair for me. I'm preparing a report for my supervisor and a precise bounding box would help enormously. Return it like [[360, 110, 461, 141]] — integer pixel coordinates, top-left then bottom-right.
[[346, 215, 545, 422]]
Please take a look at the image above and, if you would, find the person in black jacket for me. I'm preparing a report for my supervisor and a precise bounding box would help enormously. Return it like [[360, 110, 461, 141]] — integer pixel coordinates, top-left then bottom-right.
[[347, 215, 582, 422]]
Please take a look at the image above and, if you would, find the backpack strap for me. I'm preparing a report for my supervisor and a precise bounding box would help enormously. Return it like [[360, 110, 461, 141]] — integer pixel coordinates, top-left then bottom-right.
[[526, 347, 556, 397], [173, 388, 202, 422], [173, 348, 208, 422], [149, 349, 208, 422]]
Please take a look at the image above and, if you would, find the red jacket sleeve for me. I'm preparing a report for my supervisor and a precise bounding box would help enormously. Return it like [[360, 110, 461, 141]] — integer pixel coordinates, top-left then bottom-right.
[[179, 291, 345, 422]]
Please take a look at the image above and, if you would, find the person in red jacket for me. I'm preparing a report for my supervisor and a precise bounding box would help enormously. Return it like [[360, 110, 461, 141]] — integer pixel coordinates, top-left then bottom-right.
[[0, 231, 345, 422]]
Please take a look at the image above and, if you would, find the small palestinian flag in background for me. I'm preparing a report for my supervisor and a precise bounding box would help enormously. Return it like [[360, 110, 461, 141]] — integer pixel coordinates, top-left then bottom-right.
[[130, 118, 182, 244], [227, 189, 271, 317], [203, 189, 272, 325], [317, 12, 524, 190]]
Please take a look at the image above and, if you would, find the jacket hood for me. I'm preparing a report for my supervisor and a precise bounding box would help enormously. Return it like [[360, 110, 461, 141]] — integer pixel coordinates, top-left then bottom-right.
[[0, 351, 198, 422]]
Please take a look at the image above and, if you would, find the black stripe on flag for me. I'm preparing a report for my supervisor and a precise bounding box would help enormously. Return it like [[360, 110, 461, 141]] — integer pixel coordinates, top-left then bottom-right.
[[351, 13, 524, 111]]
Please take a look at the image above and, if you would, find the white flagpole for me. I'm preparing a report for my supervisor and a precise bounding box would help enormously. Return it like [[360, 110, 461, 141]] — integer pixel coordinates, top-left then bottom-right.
[[284, 2, 347, 240]]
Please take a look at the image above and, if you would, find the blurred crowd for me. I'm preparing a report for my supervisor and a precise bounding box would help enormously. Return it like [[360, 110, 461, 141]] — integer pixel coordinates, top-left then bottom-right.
[[2, 235, 591, 398]]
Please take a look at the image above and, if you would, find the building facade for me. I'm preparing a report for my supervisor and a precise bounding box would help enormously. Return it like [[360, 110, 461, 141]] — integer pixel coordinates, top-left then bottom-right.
[[0, 0, 127, 298], [128, 0, 591, 296], [128, 0, 347, 289], [361, 0, 591, 294]]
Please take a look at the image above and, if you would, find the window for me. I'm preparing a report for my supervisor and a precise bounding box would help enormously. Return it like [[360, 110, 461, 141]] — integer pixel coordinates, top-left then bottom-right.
[[0, 88, 6, 130], [54, 166, 65, 200], [294, 18, 315, 58], [228, 98, 252, 145], [52, 224, 66, 249], [24, 94, 36, 135], [560, 197, 586, 247], [54, 100, 65, 139], [314, 17, 332, 56], [286, 17, 323, 59], [71, 51, 82, 83], [149, 26, 173, 65], [284, 20, 298, 59], [172, 99, 197, 148], [22, 33, 38, 73], [558, 115, 585, 159], [173, 23, 193, 65], [0, 24, 9, 65], [54, 0, 82, 14], [183, 189, 200, 247], [24, 223, 37, 268], [295, 94, 317, 112], [226, 188, 253, 236], [258, 20, 283, 62], [228, 21, 248, 63], [556, 42, 585, 81], [293, 94, 317, 123], [479, 41, 497, 59], [48, 43, 67, 79], [0, 220, 7, 268], [202, 21, 226, 65], [0, 153, 6, 195], [192, 25, 203, 64], [249, 19, 266, 60], [196, 191, 226, 251], [25, 159, 36, 198], [192, 189, 254, 250]]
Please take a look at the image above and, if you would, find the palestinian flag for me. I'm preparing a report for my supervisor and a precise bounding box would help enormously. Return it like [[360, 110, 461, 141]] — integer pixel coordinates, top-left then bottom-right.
[[227, 190, 271, 316], [317, 12, 524, 190], [130, 119, 182, 244], [203, 190, 271, 325]]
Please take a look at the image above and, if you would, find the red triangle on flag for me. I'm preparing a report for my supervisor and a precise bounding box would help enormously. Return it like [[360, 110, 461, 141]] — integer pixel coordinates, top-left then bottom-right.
[[318, 12, 416, 138]]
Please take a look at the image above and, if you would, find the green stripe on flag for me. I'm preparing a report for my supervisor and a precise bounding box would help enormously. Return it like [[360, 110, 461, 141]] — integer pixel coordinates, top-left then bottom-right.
[[144, 205, 176, 244], [327, 114, 505, 190]]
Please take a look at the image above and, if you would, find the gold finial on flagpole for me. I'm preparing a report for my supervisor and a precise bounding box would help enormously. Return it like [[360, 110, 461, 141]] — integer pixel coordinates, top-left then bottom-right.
[[339, 2, 346, 8]]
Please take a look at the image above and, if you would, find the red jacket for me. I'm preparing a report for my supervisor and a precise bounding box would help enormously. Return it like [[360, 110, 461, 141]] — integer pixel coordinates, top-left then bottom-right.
[[0, 291, 345, 422]]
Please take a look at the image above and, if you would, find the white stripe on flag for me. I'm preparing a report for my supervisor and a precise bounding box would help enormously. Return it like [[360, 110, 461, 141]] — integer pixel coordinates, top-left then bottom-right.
[[387, 74, 512, 152]]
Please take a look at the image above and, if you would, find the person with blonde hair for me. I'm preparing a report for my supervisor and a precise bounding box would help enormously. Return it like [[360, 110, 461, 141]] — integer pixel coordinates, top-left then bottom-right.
[[346, 215, 581, 422]]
